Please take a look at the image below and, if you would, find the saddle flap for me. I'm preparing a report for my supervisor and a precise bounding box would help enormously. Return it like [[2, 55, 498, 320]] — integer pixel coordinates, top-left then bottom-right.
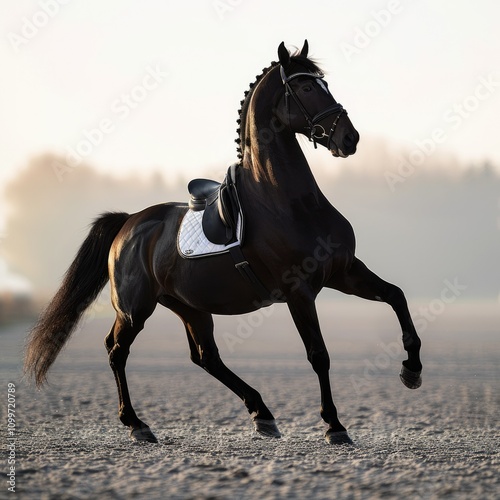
[[202, 201, 232, 245], [217, 184, 236, 228]]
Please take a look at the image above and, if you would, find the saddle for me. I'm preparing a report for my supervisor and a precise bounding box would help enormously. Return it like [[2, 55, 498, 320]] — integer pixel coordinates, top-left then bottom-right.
[[188, 163, 241, 245], [185, 163, 285, 306]]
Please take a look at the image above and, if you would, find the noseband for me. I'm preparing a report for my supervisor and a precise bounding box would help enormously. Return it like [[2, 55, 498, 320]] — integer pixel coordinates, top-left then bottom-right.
[[280, 66, 346, 150]]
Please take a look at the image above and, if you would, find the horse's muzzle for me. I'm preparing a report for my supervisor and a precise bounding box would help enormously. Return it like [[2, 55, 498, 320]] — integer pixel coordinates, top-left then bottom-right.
[[331, 131, 359, 158]]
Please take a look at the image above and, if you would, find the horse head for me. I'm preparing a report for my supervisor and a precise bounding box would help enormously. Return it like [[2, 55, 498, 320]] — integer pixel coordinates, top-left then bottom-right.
[[276, 40, 359, 158]]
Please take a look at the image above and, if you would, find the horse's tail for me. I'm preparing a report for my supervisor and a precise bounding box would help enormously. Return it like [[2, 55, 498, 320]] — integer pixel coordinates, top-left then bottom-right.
[[24, 211, 130, 387]]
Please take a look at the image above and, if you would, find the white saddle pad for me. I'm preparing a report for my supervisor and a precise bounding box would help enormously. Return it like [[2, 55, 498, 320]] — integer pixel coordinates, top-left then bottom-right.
[[177, 209, 242, 258]]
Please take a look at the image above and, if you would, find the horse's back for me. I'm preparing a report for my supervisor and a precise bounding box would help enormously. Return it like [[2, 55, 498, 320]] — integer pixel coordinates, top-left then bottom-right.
[[110, 202, 182, 259]]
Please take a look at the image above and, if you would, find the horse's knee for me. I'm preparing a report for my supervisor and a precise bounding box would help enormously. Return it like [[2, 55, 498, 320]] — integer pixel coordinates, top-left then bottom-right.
[[386, 284, 407, 308], [308, 349, 330, 374]]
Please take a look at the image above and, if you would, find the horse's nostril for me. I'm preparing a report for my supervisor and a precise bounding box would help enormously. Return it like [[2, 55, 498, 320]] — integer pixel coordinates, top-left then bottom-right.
[[343, 133, 355, 148]]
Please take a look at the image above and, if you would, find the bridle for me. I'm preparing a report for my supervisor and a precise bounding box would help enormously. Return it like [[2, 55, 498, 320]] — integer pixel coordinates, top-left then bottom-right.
[[280, 66, 346, 150]]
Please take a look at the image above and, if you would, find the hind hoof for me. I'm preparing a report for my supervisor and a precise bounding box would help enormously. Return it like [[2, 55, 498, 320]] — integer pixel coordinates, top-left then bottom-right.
[[253, 418, 282, 438], [325, 430, 353, 445], [400, 365, 422, 389], [130, 426, 158, 443]]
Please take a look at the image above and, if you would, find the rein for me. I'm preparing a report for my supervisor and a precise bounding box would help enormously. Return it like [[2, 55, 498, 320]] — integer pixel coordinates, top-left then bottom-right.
[[280, 66, 346, 150]]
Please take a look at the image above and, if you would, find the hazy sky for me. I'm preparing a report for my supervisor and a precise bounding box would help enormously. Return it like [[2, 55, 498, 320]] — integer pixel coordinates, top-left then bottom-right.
[[1, 1, 500, 291], [2, 1, 500, 181]]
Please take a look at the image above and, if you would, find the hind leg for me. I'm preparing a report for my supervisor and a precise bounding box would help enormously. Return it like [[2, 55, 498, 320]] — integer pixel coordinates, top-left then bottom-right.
[[105, 312, 158, 442], [328, 257, 422, 388], [161, 297, 281, 438]]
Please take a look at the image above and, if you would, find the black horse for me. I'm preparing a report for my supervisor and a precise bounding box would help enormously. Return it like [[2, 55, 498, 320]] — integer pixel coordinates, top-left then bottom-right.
[[25, 41, 422, 445]]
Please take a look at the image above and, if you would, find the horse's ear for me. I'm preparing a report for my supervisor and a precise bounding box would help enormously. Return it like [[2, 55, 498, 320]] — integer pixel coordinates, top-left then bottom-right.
[[300, 39, 309, 58], [278, 41, 290, 67]]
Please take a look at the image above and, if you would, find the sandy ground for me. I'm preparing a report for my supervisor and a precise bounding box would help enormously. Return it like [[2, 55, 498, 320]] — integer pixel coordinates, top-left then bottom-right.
[[1, 299, 499, 499]]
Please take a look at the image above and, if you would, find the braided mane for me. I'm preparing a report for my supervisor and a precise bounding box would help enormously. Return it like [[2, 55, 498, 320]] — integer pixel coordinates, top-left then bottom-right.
[[235, 61, 279, 161], [235, 53, 323, 161]]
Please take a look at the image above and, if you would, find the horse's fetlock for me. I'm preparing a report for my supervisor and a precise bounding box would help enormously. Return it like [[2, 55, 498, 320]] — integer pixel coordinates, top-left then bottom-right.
[[189, 352, 202, 367], [245, 391, 271, 418], [320, 408, 342, 429], [118, 409, 129, 426]]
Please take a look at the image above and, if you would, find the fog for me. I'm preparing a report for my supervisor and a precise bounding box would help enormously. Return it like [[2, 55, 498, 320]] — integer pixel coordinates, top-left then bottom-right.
[[2, 144, 499, 304]]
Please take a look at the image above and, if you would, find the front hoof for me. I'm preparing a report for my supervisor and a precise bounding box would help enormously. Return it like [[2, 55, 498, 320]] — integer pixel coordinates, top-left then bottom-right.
[[325, 430, 353, 445], [400, 365, 422, 389], [253, 418, 282, 438], [130, 426, 158, 443]]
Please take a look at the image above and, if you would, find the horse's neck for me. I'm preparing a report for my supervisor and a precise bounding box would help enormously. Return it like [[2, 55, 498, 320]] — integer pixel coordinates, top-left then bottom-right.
[[239, 71, 325, 213], [241, 127, 323, 210]]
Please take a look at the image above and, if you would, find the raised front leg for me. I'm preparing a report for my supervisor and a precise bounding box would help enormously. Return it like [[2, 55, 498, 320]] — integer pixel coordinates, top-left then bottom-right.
[[328, 257, 422, 388], [287, 292, 353, 445]]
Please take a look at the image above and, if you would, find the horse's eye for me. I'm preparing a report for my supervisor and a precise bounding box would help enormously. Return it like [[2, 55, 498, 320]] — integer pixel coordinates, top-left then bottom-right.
[[303, 85, 312, 93]]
